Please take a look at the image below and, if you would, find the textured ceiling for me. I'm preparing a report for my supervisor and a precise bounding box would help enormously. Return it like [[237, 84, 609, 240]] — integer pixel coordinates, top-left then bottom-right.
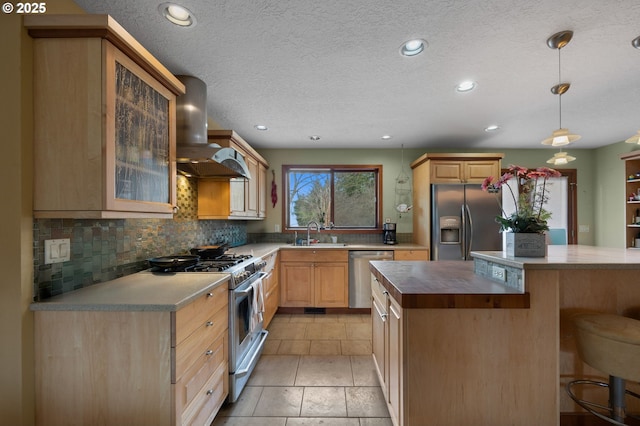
[[73, 0, 640, 150]]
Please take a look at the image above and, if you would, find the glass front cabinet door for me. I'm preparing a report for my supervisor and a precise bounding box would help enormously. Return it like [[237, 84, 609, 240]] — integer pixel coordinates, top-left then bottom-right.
[[28, 15, 184, 218]]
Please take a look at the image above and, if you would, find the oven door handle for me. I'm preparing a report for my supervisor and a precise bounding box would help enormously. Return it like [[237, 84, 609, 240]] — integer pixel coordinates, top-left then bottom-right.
[[235, 330, 269, 378], [234, 272, 267, 297]]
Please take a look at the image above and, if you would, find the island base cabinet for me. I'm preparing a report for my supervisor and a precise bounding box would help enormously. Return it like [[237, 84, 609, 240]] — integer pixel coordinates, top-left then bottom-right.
[[371, 293, 387, 390], [399, 308, 557, 425], [371, 272, 557, 426], [388, 297, 403, 426]]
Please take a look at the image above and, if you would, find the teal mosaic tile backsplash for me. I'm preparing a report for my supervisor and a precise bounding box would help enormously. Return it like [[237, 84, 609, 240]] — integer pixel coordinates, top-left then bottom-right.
[[33, 176, 246, 300]]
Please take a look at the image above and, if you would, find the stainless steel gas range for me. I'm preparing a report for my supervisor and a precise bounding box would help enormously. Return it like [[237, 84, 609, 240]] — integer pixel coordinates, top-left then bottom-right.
[[151, 252, 269, 403]]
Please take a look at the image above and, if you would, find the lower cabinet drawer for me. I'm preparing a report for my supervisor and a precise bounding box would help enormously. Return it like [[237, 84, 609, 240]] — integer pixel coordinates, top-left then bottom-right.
[[175, 283, 228, 346], [179, 359, 228, 426], [175, 333, 227, 424], [174, 305, 227, 382]]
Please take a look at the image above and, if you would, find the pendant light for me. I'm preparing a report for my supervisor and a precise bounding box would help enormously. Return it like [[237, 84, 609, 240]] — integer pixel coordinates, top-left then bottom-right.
[[626, 131, 640, 144], [625, 37, 640, 144], [546, 151, 576, 165], [541, 30, 581, 147]]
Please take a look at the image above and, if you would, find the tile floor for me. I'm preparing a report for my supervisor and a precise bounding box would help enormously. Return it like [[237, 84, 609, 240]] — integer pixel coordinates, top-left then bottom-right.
[[212, 313, 392, 426]]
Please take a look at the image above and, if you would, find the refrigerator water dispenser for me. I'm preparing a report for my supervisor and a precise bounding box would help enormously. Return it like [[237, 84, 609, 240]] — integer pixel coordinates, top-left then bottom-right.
[[439, 216, 461, 244]]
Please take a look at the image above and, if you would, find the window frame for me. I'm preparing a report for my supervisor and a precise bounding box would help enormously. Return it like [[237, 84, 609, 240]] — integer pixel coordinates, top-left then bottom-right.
[[282, 164, 383, 233]]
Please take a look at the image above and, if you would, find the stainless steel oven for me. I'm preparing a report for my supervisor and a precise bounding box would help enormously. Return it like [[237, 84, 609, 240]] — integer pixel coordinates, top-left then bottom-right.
[[228, 269, 268, 402], [148, 252, 268, 403]]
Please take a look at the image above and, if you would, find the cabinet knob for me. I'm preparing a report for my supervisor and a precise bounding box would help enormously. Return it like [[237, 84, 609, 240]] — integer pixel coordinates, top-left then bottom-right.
[[205, 349, 214, 356], [206, 321, 214, 327], [383, 290, 389, 296], [206, 292, 214, 297], [206, 389, 214, 396]]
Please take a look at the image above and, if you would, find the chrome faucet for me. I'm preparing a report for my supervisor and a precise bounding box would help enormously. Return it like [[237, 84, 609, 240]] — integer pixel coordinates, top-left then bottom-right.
[[307, 221, 320, 245]]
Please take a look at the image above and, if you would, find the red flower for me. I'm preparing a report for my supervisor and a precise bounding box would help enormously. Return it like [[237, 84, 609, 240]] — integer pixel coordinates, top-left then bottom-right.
[[481, 176, 494, 191]]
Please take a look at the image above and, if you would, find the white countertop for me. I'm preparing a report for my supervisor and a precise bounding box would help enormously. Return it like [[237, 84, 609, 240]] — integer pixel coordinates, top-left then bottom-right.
[[472, 245, 640, 269], [30, 271, 229, 312]]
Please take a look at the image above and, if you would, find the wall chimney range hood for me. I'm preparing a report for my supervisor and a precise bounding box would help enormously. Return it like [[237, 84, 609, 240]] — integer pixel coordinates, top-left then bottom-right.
[[175, 76, 251, 179]]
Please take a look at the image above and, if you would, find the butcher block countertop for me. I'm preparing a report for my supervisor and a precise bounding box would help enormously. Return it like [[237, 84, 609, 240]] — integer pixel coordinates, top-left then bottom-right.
[[30, 271, 229, 312], [369, 260, 529, 309]]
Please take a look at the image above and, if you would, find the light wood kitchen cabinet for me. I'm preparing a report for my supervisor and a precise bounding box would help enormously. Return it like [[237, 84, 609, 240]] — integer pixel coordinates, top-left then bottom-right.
[[411, 153, 503, 248], [393, 249, 429, 260], [197, 130, 269, 220], [26, 15, 185, 219], [262, 251, 279, 328], [621, 150, 640, 248], [371, 276, 388, 392], [371, 274, 403, 426], [430, 159, 500, 183], [33, 281, 228, 426], [280, 249, 349, 308], [387, 296, 403, 426]]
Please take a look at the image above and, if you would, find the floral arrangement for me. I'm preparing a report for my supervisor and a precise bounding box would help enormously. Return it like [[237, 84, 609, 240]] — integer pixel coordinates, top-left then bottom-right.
[[482, 165, 561, 233]]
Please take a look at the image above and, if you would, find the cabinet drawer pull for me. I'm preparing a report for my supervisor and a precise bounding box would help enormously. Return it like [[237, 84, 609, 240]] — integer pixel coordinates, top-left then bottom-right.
[[205, 350, 214, 356], [206, 389, 214, 396], [206, 321, 214, 327]]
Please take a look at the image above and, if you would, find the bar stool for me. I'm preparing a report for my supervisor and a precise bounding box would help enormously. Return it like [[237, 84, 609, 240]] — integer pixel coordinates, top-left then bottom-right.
[[567, 313, 640, 425]]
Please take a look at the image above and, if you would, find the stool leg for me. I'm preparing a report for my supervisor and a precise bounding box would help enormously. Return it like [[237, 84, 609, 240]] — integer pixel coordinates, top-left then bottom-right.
[[609, 375, 626, 422]]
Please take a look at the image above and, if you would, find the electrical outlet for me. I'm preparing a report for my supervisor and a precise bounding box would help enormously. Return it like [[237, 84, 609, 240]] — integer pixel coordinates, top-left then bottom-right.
[[275, 224, 280, 232], [491, 265, 506, 281], [385, 217, 391, 223]]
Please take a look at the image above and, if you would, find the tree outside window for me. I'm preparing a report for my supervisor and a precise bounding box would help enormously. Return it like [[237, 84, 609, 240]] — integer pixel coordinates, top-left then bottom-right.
[[283, 165, 381, 230]]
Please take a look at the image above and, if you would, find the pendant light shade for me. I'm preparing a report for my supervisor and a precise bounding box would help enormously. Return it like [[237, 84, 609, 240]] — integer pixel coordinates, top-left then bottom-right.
[[626, 130, 640, 144], [546, 151, 576, 165], [541, 128, 582, 146], [541, 31, 580, 148]]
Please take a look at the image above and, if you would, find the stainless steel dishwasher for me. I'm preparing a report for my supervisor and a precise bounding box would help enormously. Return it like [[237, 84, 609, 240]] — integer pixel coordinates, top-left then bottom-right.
[[348, 250, 394, 308]]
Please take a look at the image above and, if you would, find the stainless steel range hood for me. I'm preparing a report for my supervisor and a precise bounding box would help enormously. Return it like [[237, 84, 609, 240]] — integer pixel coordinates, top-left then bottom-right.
[[175, 76, 251, 179]]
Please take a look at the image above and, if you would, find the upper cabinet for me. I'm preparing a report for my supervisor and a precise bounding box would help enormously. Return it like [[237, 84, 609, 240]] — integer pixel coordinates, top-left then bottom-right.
[[26, 15, 185, 219], [198, 130, 269, 220], [429, 156, 502, 184], [410, 153, 503, 247]]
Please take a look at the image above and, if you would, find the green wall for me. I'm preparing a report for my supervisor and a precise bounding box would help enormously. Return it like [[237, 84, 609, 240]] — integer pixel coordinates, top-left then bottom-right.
[[248, 145, 637, 247]]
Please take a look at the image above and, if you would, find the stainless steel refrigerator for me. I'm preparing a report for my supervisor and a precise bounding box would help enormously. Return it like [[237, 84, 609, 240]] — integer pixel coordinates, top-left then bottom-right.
[[431, 184, 502, 260]]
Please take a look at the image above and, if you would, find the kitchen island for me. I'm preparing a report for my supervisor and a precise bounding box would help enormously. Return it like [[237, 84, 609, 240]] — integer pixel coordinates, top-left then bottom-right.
[[369, 245, 640, 426]]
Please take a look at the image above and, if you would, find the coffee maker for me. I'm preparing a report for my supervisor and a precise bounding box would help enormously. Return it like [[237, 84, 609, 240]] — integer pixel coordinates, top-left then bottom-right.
[[383, 223, 397, 245]]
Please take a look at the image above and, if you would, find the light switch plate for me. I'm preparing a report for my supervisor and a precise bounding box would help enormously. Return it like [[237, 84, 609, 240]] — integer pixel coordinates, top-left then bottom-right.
[[44, 239, 71, 264]]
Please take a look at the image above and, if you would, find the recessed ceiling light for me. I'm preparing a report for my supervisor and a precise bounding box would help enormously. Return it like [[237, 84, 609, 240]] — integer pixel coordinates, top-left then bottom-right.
[[400, 39, 427, 57], [254, 125, 268, 131], [158, 3, 196, 27], [381, 135, 392, 140], [456, 80, 477, 92], [309, 135, 321, 141], [484, 125, 500, 132]]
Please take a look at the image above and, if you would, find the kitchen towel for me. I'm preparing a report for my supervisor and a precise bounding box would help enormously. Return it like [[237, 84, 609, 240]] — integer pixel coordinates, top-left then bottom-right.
[[250, 276, 265, 330]]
